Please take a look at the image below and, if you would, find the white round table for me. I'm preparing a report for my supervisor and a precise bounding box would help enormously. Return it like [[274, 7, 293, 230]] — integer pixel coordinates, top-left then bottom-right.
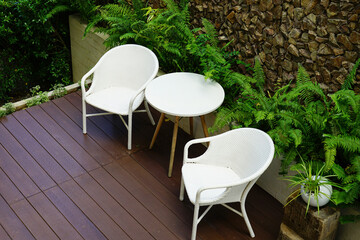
[[145, 72, 225, 177]]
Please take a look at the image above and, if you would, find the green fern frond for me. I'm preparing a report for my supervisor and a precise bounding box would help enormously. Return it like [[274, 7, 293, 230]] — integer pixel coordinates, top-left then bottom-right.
[[162, 42, 182, 56], [331, 183, 360, 205], [276, 111, 307, 133], [342, 58, 360, 90], [290, 81, 328, 106], [46, 5, 72, 19], [331, 163, 346, 179], [253, 57, 265, 91], [202, 18, 219, 47], [255, 111, 267, 123], [294, 64, 329, 106], [331, 90, 359, 114], [324, 146, 336, 171], [279, 149, 298, 174], [273, 82, 291, 99], [178, 0, 190, 9], [84, 15, 103, 37], [119, 32, 137, 41], [297, 63, 311, 84], [162, 0, 180, 12], [332, 183, 360, 205], [324, 135, 360, 153], [103, 3, 133, 16], [288, 129, 302, 147], [344, 174, 358, 184], [131, 0, 146, 15], [267, 112, 275, 120], [209, 107, 237, 132]]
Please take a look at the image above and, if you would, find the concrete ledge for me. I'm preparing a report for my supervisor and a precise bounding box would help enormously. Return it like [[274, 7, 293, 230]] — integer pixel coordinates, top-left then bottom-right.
[[0, 80, 91, 112]]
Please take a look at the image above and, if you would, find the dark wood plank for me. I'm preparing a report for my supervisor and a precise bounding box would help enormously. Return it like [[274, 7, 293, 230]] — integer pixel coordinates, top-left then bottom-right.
[[52, 94, 127, 160], [11, 199, 59, 240], [0, 93, 283, 240], [0, 195, 35, 240], [74, 173, 154, 240], [1, 114, 71, 184], [121, 156, 193, 223], [59, 179, 131, 240], [132, 150, 181, 195], [104, 159, 191, 240], [0, 143, 40, 197], [26, 105, 100, 171], [0, 224, 11, 240], [90, 167, 179, 240], [28, 192, 83, 240], [121, 157, 227, 240], [64, 93, 129, 152], [45, 186, 106, 240], [0, 168, 24, 205], [0, 121, 56, 191], [40, 101, 113, 165], [12, 110, 86, 178]]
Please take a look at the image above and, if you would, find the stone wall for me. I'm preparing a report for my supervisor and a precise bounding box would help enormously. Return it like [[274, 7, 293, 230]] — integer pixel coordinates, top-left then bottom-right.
[[189, 0, 360, 93]]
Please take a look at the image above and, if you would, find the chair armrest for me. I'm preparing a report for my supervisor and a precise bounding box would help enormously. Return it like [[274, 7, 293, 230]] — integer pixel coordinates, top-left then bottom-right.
[[81, 65, 97, 97], [128, 78, 153, 114], [183, 134, 220, 164]]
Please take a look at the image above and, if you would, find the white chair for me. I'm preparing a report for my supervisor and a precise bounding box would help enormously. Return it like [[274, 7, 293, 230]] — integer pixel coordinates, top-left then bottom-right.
[[179, 128, 275, 239], [81, 44, 159, 150]]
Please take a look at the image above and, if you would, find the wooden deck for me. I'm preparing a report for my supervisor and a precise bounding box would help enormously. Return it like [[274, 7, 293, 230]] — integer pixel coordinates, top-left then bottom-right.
[[0, 91, 283, 240]]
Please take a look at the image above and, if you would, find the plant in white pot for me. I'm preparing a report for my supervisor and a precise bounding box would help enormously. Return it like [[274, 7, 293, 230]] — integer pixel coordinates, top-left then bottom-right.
[[285, 160, 340, 214]]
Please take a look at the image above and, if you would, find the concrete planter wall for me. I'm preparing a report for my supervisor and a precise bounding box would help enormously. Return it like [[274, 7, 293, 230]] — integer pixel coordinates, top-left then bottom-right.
[[69, 14, 359, 239]]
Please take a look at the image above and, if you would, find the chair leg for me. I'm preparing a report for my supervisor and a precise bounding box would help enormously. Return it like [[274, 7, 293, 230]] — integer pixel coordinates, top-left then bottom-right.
[[144, 100, 155, 125], [191, 204, 200, 240], [179, 177, 185, 201], [241, 201, 255, 238], [82, 98, 87, 134], [127, 113, 132, 150]]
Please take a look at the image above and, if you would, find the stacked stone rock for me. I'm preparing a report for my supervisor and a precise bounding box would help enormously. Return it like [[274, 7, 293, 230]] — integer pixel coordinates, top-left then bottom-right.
[[189, 0, 360, 93]]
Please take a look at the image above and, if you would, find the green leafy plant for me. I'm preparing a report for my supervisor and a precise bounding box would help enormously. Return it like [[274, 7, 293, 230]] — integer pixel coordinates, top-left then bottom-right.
[[284, 159, 339, 215], [26, 85, 49, 107], [84, 0, 196, 73], [0, 0, 71, 104], [0, 102, 15, 117], [51, 83, 67, 99]]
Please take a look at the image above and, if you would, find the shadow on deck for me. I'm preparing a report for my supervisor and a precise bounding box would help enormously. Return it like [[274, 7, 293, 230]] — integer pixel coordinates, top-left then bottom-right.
[[0, 91, 283, 240]]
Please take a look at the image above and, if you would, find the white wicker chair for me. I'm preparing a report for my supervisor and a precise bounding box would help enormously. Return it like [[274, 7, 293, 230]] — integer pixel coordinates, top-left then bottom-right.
[[81, 44, 159, 150], [179, 128, 275, 240]]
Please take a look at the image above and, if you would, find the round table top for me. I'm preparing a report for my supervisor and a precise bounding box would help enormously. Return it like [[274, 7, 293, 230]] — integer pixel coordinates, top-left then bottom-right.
[[145, 72, 225, 117]]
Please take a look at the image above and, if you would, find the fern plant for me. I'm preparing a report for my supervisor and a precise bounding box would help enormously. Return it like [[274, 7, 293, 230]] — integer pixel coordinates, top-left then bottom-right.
[[211, 58, 360, 221], [84, 0, 197, 73]]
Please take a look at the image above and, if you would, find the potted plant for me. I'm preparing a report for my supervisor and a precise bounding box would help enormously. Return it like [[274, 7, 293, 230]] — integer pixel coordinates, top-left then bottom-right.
[[284, 159, 339, 214]]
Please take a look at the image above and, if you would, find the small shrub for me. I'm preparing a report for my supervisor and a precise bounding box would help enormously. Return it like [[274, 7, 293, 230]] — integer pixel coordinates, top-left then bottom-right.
[[26, 85, 49, 107], [0, 0, 71, 104], [0, 102, 15, 117], [51, 83, 67, 99]]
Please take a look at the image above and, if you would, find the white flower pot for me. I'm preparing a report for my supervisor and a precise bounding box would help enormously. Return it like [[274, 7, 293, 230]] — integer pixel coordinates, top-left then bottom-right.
[[300, 177, 333, 207]]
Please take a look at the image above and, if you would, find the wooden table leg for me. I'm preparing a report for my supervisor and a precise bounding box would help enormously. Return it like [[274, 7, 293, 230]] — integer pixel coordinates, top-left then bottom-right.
[[168, 116, 180, 177], [149, 113, 165, 149], [200, 115, 209, 137], [189, 117, 193, 136]]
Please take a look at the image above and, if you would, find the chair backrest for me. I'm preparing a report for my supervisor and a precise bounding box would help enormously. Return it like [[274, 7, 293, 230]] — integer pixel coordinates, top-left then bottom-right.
[[89, 44, 159, 93], [201, 128, 275, 181]]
